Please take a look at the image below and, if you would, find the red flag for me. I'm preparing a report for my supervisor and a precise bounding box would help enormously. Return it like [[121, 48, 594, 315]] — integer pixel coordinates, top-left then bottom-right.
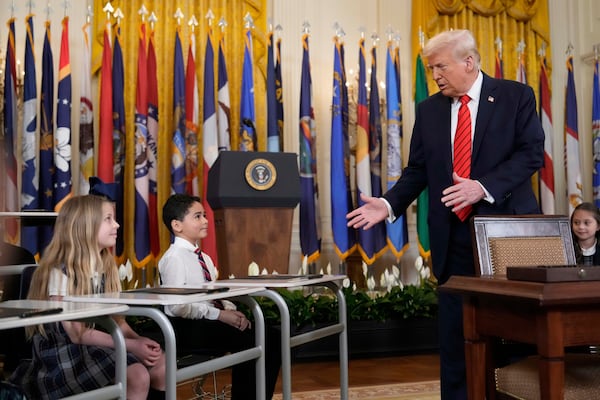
[[185, 29, 199, 195]]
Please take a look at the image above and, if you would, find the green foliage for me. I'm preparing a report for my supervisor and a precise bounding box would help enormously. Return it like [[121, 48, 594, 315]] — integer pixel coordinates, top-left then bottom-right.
[[242, 281, 438, 329]]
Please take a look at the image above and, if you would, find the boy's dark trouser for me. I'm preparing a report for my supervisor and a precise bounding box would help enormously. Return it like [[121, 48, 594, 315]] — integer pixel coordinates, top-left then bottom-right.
[[168, 317, 281, 400]]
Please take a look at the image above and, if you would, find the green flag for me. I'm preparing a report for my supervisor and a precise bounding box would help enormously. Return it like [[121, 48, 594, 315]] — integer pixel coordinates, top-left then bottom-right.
[[414, 54, 431, 260]]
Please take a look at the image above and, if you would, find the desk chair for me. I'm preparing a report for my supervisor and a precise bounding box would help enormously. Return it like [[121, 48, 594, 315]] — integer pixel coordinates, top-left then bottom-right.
[[471, 215, 600, 400]]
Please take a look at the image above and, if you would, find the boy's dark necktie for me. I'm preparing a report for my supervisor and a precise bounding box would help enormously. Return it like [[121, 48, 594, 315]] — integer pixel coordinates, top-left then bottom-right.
[[453, 94, 473, 221]]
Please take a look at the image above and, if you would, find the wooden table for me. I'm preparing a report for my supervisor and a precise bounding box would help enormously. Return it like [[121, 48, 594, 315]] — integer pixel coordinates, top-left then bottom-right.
[[440, 275, 600, 400]]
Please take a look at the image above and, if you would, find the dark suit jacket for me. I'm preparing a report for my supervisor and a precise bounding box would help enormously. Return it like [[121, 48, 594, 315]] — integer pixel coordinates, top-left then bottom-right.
[[384, 73, 545, 279]]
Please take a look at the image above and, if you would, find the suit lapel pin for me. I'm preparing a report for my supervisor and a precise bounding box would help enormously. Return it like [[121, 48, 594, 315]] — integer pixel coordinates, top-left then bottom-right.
[[488, 96, 495, 103]]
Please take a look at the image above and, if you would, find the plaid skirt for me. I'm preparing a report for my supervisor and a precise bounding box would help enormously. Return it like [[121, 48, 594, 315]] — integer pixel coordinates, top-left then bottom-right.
[[10, 322, 139, 399]]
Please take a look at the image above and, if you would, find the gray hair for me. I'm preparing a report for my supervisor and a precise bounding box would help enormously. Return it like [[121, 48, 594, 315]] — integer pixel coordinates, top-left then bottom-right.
[[423, 29, 481, 69]]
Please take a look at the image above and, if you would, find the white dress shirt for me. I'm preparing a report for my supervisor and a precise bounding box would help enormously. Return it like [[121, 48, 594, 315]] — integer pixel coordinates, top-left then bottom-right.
[[158, 236, 234, 320]]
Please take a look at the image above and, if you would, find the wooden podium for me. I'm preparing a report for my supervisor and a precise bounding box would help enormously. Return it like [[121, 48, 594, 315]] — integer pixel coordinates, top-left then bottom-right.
[[207, 151, 300, 277]]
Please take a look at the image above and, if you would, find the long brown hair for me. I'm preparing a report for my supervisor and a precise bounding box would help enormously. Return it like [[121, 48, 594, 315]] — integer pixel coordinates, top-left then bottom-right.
[[27, 195, 121, 336]]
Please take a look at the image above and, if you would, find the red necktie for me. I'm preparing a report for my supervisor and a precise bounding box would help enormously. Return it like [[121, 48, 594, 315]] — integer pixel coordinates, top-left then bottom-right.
[[194, 248, 223, 309], [453, 95, 473, 221], [194, 248, 212, 282]]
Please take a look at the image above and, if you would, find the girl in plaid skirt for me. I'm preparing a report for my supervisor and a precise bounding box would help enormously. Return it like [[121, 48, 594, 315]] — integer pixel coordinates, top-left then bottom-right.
[[11, 195, 166, 399]]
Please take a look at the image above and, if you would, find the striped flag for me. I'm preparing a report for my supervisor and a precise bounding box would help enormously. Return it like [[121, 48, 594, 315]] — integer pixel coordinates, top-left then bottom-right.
[[539, 57, 555, 213], [171, 27, 187, 194], [330, 36, 356, 261], [112, 24, 126, 260], [217, 33, 231, 151], [21, 14, 39, 255], [147, 26, 160, 258], [367, 44, 388, 261], [275, 36, 284, 150], [79, 19, 94, 195], [202, 28, 219, 264], [266, 30, 279, 151], [356, 38, 377, 264], [565, 55, 583, 213], [415, 53, 430, 260], [38, 20, 54, 252], [98, 18, 113, 182], [299, 33, 320, 263], [184, 28, 199, 196], [3, 18, 18, 242], [134, 19, 151, 268], [54, 17, 72, 211], [239, 28, 256, 151], [386, 41, 409, 259], [593, 58, 600, 207]]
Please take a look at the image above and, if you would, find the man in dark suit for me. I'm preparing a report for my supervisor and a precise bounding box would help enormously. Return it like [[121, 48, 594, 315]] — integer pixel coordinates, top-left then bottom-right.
[[347, 29, 544, 399]]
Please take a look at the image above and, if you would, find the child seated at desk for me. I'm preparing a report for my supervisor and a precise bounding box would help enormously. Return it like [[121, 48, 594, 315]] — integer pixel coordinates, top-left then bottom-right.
[[10, 195, 166, 400], [158, 193, 281, 400]]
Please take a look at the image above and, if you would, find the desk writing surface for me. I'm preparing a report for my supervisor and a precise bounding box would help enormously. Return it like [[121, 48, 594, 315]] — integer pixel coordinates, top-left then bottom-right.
[[0, 299, 128, 330], [211, 274, 346, 288], [440, 275, 600, 306], [64, 286, 264, 305]]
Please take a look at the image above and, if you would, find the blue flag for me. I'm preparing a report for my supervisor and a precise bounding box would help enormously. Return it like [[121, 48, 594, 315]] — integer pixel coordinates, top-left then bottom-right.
[[134, 21, 151, 267], [112, 25, 126, 260], [593, 59, 600, 207], [565, 55, 582, 213], [21, 14, 39, 256], [330, 38, 356, 260], [266, 31, 279, 152], [239, 28, 256, 151], [3, 18, 18, 242], [38, 20, 54, 252], [275, 38, 284, 150], [171, 28, 187, 194], [367, 45, 388, 262], [54, 17, 72, 211], [299, 33, 320, 262], [386, 42, 409, 259]]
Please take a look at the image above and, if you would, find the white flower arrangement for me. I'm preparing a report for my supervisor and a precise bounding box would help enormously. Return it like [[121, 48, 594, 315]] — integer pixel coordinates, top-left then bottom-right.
[[118, 260, 137, 290]]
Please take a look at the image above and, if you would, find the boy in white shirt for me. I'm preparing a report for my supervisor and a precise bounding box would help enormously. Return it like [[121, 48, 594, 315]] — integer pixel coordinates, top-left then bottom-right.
[[158, 194, 280, 399]]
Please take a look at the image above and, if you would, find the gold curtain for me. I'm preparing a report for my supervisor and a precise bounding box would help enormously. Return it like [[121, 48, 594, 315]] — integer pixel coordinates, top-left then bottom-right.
[[91, 0, 267, 283], [411, 0, 551, 102]]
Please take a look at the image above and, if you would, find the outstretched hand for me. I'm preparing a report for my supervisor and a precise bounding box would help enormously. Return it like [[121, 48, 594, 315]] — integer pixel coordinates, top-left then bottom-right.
[[346, 193, 388, 230]]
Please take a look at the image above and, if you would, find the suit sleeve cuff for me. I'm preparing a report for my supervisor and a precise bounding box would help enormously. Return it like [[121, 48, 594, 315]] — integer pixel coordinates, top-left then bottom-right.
[[380, 197, 395, 223]]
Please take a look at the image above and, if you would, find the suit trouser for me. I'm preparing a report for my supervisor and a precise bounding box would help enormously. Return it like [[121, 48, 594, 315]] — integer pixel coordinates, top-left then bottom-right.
[[438, 216, 474, 400]]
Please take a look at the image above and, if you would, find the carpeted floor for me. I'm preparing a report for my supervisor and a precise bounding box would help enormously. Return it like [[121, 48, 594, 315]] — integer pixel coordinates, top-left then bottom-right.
[[272, 380, 440, 400]]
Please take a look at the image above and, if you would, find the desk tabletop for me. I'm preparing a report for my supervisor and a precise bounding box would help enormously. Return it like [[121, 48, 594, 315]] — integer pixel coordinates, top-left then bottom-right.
[[0, 299, 128, 330], [211, 274, 346, 288], [64, 286, 264, 306], [0, 211, 58, 218], [440, 275, 600, 306]]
